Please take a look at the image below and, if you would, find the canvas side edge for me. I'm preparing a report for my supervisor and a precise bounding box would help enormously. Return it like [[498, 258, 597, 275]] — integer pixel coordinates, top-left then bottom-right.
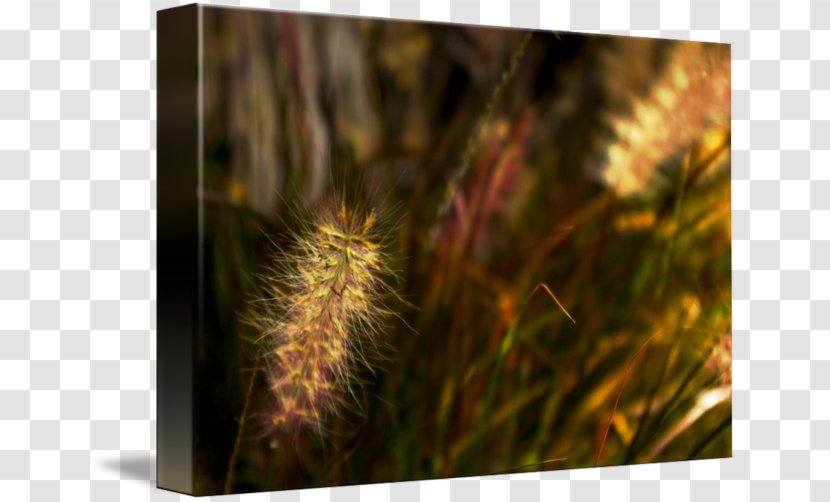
[[156, 3, 199, 495]]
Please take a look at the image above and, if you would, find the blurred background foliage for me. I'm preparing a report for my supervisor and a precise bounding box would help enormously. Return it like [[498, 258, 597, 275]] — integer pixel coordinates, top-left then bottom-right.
[[193, 7, 731, 494]]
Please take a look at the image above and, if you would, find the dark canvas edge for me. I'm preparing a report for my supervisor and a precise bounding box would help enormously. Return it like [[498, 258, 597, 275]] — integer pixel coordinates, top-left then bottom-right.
[[156, 3, 199, 495]]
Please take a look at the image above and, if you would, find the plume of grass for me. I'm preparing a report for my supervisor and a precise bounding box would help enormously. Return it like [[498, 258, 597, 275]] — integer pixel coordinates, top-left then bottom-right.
[[251, 201, 397, 436], [705, 326, 732, 386], [599, 42, 730, 197]]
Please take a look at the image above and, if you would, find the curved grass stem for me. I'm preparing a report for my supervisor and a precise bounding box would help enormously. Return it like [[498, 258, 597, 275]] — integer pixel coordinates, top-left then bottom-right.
[[594, 331, 660, 468], [224, 351, 261, 494]]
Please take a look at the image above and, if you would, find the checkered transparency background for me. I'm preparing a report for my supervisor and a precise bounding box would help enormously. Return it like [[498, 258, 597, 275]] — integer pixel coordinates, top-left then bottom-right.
[[0, 0, 827, 500]]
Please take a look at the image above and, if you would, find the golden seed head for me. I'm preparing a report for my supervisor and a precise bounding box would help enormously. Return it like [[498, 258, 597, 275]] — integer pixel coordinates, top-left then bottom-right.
[[600, 43, 730, 197], [253, 203, 394, 434]]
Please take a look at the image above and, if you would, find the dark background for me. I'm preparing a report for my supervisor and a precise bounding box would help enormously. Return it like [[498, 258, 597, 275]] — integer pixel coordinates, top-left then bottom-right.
[[190, 7, 731, 494]]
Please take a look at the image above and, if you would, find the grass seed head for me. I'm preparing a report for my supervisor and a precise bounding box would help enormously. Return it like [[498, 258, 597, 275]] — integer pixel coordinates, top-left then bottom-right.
[[252, 201, 396, 435], [599, 42, 730, 196]]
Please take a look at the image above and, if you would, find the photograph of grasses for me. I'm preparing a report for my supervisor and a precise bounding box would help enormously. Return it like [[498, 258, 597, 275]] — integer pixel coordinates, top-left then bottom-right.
[[163, 5, 731, 495]]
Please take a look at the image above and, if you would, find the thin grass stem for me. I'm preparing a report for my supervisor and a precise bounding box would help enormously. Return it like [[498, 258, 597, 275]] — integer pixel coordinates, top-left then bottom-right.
[[594, 331, 659, 468], [224, 351, 261, 494]]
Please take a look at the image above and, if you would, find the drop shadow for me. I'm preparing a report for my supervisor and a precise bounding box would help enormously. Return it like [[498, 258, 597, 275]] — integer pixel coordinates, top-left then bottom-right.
[[98, 450, 155, 488]]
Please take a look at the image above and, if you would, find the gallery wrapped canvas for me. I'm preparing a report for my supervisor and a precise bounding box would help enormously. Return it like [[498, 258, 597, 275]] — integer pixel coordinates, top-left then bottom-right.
[[158, 4, 731, 496]]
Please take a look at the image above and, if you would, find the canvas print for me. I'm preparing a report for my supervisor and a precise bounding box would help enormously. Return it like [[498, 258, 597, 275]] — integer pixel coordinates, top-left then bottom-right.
[[158, 4, 731, 496]]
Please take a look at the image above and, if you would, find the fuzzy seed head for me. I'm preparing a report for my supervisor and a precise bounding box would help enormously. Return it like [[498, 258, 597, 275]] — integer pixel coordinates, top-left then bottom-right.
[[706, 328, 732, 386], [600, 43, 730, 197], [253, 203, 394, 435]]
